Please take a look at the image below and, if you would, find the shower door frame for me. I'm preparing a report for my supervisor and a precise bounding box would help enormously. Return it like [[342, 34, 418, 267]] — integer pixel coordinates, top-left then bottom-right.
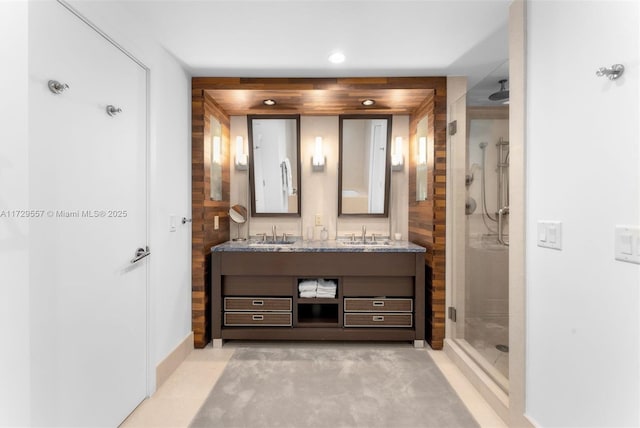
[[444, 77, 512, 420]]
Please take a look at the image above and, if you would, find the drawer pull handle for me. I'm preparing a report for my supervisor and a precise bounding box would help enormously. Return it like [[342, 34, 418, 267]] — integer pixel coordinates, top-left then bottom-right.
[[372, 301, 385, 307], [252, 315, 264, 321], [373, 316, 385, 322], [252, 300, 264, 306]]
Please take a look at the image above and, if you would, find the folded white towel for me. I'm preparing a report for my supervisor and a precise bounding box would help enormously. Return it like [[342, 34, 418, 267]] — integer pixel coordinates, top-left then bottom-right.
[[298, 280, 317, 294], [299, 290, 317, 298], [316, 291, 336, 297]]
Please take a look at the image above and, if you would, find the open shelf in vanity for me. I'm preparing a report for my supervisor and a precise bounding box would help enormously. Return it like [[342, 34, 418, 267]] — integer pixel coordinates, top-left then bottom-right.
[[211, 241, 426, 346], [297, 300, 340, 327]]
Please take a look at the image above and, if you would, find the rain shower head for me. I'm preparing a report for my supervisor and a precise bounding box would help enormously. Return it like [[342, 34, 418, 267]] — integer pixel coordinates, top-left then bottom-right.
[[488, 79, 509, 101]]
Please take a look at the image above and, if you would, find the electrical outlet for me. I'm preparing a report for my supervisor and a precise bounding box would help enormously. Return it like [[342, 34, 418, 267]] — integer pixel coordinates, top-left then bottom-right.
[[315, 214, 322, 226], [214, 215, 219, 230]]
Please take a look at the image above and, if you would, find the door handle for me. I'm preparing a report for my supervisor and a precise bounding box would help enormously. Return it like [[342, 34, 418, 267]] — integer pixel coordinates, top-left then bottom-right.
[[130, 246, 150, 264]]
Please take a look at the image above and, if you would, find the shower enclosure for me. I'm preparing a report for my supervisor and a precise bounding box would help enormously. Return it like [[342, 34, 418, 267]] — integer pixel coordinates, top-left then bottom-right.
[[449, 64, 510, 393]]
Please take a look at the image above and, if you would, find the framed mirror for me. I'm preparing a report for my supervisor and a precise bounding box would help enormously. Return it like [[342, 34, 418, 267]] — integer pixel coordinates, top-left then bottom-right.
[[248, 115, 301, 216], [209, 116, 222, 201], [416, 116, 428, 201], [338, 115, 392, 216]]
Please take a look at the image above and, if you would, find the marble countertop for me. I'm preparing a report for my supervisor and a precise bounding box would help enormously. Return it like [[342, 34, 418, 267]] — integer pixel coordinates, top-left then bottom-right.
[[211, 239, 426, 253]]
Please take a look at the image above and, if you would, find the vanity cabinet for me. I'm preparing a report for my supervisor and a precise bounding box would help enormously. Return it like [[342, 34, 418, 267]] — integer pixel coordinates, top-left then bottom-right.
[[211, 244, 426, 346]]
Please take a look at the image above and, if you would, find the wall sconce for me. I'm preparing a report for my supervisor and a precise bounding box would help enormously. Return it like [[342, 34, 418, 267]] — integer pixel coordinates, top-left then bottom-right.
[[311, 136, 325, 172], [212, 136, 221, 165], [235, 136, 248, 170], [418, 137, 427, 165], [391, 136, 404, 171]]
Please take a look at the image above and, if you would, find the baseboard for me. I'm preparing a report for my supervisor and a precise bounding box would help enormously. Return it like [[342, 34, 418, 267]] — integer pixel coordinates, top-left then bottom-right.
[[444, 338, 509, 423], [156, 331, 194, 389]]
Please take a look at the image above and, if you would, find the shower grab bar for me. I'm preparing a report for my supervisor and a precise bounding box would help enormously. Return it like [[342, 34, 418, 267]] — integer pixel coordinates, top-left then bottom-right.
[[498, 206, 510, 246]]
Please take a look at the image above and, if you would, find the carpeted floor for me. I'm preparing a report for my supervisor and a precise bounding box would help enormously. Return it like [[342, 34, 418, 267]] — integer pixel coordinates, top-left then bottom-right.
[[190, 345, 480, 428]]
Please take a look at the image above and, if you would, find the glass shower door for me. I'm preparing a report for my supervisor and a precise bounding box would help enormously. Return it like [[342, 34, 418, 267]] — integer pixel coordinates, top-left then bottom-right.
[[450, 67, 510, 392]]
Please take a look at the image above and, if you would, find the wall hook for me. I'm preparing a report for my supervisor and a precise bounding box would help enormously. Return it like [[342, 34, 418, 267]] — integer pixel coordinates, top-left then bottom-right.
[[106, 105, 122, 116], [48, 80, 69, 94], [596, 64, 624, 80]]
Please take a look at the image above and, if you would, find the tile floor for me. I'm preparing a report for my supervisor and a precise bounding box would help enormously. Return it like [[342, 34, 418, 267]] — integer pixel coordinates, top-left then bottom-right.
[[121, 342, 506, 428]]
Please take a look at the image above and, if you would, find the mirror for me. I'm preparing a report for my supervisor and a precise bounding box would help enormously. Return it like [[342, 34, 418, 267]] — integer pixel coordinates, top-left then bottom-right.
[[229, 204, 247, 241], [210, 116, 222, 201], [416, 116, 428, 201], [338, 115, 392, 216], [248, 115, 301, 216]]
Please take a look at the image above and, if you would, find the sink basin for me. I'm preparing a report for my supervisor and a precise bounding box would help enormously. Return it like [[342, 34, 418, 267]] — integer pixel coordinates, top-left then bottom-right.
[[249, 240, 295, 247], [339, 240, 391, 247]]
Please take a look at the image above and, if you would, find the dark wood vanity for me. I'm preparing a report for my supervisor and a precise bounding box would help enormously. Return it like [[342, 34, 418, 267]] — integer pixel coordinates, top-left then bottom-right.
[[211, 242, 426, 347]]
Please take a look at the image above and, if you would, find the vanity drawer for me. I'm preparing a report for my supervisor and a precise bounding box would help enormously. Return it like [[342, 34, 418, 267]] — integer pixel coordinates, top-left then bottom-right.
[[344, 298, 413, 313], [342, 277, 413, 297], [224, 312, 292, 327], [224, 297, 292, 312], [344, 313, 413, 328], [223, 276, 292, 296]]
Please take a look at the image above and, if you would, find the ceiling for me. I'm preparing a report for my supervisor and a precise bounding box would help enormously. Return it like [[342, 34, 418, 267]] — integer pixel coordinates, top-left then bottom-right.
[[205, 87, 434, 115], [115, 1, 510, 109]]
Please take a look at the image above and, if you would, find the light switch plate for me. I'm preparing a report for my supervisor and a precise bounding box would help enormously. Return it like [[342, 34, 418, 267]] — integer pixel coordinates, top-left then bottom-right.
[[537, 221, 562, 250], [615, 226, 640, 264], [169, 214, 177, 232], [214, 215, 219, 230]]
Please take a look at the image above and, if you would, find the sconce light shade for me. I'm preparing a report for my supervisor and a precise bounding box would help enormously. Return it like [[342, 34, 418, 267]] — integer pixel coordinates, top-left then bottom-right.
[[418, 137, 427, 165], [391, 136, 404, 171], [235, 136, 248, 170], [212, 136, 221, 165], [312, 136, 325, 172]]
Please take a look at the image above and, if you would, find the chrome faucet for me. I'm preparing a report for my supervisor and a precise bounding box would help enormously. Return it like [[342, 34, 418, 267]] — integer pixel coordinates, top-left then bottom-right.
[[272, 225, 277, 242], [361, 225, 367, 243]]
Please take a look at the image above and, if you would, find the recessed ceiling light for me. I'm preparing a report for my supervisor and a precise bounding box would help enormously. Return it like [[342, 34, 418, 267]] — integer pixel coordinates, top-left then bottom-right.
[[361, 99, 376, 106], [263, 99, 276, 106], [328, 52, 346, 64]]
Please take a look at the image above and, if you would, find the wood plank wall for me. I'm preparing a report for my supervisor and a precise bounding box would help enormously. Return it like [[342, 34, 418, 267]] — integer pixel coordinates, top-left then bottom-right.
[[409, 77, 447, 349], [192, 90, 230, 348]]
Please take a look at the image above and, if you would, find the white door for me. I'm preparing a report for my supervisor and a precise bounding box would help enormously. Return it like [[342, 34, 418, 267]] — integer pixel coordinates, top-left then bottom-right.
[[28, 2, 148, 426]]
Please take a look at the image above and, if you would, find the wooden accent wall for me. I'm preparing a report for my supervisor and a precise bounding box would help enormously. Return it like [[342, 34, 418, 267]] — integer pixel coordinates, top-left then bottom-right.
[[192, 90, 231, 348], [409, 77, 447, 349]]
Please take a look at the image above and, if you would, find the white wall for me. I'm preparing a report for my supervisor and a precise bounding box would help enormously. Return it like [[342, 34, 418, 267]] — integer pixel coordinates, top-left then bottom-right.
[[0, 2, 30, 425], [526, 1, 640, 426], [230, 115, 409, 241], [65, 0, 193, 392]]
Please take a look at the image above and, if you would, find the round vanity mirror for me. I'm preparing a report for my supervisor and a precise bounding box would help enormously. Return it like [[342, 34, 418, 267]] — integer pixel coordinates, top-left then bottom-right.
[[229, 204, 247, 241]]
